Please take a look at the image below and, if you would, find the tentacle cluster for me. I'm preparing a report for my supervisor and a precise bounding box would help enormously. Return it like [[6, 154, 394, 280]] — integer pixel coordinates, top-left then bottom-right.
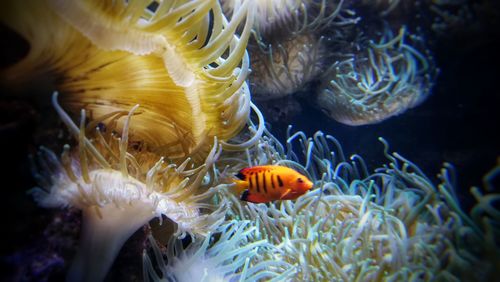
[[1, 0, 254, 163], [214, 126, 499, 281], [143, 220, 293, 282], [317, 26, 437, 125], [246, 0, 357, 100], [30, 92, 226, 237]]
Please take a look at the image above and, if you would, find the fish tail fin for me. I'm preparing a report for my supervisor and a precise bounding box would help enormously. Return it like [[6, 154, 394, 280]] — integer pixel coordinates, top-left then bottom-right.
[[218, 166, 239, 184], [218, 166, 250, 192]]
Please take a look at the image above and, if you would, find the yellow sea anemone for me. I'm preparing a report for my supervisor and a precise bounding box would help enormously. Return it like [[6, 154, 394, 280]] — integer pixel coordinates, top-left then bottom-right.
[[30, 93, 226, 282], [1, 0, 254, 163]]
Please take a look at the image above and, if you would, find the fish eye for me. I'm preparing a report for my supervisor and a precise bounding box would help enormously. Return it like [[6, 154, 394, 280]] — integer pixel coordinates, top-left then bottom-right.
[[297, 178, 303, 183]]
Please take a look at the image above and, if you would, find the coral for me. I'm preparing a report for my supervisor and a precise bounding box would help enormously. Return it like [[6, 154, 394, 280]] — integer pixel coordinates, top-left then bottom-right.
[[0, 0, 254, 163], [29, 92, 226, 281], [4, 209, 79, 282]]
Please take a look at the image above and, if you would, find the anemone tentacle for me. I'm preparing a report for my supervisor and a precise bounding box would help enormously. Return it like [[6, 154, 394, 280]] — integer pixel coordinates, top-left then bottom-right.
[[29, 92, 228, 282], [143, 220, 294, 282], [213, 126, 499, 281], [1, 0, 255, 163], [317, 26, 437, 125]]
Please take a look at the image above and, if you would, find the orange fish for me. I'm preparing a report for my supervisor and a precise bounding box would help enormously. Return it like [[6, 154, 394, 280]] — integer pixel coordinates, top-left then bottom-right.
[[233, 165, 313, 203]]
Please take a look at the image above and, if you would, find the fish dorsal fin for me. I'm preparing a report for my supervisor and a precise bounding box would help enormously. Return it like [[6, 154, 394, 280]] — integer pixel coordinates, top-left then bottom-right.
[[236, 165, 277, 181], [238, 166, 272, 176], [235, 167, 260, 180], [235, 169, 246, 180]]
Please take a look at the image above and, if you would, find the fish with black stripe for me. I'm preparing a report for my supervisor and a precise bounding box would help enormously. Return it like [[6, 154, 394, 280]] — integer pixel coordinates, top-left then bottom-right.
[[232, 165, 313, 203]]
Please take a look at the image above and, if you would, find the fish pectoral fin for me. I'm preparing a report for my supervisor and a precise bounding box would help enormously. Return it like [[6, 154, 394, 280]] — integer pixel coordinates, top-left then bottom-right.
[[280, 189, 292, 200], [241, 190, 268, 203]]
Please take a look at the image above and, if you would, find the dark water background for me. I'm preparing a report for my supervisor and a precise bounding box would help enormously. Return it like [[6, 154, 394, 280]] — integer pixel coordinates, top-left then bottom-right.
[[266, 24, 500, 211]]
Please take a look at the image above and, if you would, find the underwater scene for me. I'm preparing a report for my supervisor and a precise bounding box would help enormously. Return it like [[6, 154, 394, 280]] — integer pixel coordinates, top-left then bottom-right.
[[0, 0, 499, 281]]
